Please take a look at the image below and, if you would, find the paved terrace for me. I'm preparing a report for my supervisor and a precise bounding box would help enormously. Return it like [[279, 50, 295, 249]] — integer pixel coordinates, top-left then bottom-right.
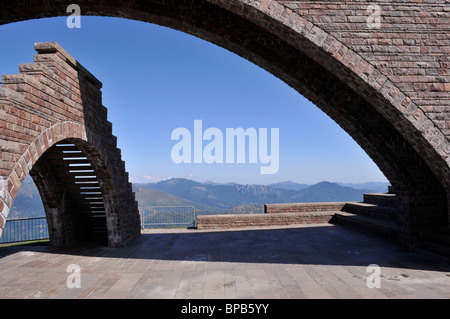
[[0, 223, 449, 299]]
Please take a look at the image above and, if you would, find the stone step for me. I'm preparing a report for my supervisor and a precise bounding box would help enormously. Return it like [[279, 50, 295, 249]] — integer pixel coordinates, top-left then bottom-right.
[[363, 193, 396, 207], [331, 212, 399, 243], [342, 202, 398, 221]]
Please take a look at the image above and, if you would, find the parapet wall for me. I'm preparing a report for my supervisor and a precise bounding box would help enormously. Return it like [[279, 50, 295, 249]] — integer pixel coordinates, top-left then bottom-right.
[[264, 202, 348, 214], [197, 202, 341, 230]]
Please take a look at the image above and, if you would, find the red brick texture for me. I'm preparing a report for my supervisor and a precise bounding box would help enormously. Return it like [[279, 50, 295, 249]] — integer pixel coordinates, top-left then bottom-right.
[[0, 42, 140, 247], [197, 203, 342, 229], [0, 1, 449, 248], [264, 202, 348, 214], [197, 211, 335, 230]]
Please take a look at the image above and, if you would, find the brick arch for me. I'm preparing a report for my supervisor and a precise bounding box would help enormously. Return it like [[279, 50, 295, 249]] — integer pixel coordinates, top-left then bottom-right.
[[0, 121, 124, 246], [0, 2, 448, 188], [0, 42, 141, 247], [0, 0, 449, 247], [0, 121, 86, 230]]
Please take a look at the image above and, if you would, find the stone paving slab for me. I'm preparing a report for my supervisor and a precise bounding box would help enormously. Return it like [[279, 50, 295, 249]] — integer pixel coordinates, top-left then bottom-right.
[[0, 223, 449, 299]]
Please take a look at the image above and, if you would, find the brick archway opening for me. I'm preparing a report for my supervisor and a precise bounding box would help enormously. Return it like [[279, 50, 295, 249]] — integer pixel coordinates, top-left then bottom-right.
[[30, 138, 111, 246], [0, 116, 124, 247], [0, 0, 449, 250]]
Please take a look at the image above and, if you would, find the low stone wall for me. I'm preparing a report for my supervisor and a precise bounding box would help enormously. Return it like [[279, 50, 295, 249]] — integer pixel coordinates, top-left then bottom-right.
[[264, 202, 348, 214], [197, 211, 336, 230]]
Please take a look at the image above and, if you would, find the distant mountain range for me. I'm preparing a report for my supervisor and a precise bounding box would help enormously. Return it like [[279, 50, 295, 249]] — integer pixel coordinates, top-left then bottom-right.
[[267, 181, 310, 191], [9, 176, 389, 218], [134, 178, 390, 215]]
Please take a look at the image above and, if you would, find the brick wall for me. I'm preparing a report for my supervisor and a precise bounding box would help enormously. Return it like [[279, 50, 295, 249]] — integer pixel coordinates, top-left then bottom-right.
[[197, 203, 341, 229], [197, 212, 335, 230], [265, 202, 347, 213]]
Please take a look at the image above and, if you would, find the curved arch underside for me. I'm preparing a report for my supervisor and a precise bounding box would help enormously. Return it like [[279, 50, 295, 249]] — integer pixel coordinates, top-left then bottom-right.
[[0, 0, 449, 248]]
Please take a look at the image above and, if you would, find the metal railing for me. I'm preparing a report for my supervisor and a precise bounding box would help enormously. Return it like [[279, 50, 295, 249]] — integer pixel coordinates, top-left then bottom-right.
[[0, 217, 49, 244], [140, 206, 196, 229], [0, 206, 198, 243]]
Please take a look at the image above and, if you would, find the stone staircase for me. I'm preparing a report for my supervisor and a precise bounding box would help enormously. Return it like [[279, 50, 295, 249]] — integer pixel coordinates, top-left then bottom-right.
[[331, 191, 450, 263], [330, 190, 400, 244], [197, 188, 450, 261], [197, 193, 401, 241], [198, 189, 402, 245]]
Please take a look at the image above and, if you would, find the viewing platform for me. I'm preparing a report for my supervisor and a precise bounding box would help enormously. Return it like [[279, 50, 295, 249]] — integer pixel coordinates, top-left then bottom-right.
[[0, 222, 448, 299]]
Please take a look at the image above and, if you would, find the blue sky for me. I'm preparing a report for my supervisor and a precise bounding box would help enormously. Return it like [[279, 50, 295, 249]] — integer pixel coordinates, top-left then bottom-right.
[[0, 16, 388, 185]]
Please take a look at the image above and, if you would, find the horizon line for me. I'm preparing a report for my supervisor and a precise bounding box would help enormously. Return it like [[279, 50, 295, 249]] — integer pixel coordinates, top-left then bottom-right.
[[129, 176, 391, 186]]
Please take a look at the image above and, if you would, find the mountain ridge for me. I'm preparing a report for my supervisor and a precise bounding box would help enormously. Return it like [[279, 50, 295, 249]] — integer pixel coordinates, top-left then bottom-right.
[[10, 177, 390, 218], [135, 178, 389, 213]]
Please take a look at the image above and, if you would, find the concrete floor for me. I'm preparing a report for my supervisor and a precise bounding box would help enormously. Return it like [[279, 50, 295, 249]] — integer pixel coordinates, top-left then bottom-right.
[[0, 223, 449, 299]]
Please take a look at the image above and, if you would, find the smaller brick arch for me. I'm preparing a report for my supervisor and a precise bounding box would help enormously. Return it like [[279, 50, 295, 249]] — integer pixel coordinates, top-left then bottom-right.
[[0, 42, 141, 247], [0, 121, 123, 246], [0, 122, 85, 229]]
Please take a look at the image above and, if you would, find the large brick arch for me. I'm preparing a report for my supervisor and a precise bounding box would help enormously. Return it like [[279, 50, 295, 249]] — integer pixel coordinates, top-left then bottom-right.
[[0, 0, 449, 248]]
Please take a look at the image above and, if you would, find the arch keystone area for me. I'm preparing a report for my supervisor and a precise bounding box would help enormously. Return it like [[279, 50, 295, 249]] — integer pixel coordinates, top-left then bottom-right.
[[0, 0, 449, 251]]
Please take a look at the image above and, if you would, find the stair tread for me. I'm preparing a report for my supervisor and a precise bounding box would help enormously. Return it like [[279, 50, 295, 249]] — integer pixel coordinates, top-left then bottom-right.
[[265, 211, 339, 215], [363, 193, 397, 206], [332, 212, 399, 243], [342, 202, 398, 222], [364, 193, 395, 196], [344, 202, 397, 210], [334, 212, 398, 229]]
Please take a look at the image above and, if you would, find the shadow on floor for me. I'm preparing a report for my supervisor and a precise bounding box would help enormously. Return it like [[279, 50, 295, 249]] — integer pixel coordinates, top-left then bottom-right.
[[1, 224, 449, 272]]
